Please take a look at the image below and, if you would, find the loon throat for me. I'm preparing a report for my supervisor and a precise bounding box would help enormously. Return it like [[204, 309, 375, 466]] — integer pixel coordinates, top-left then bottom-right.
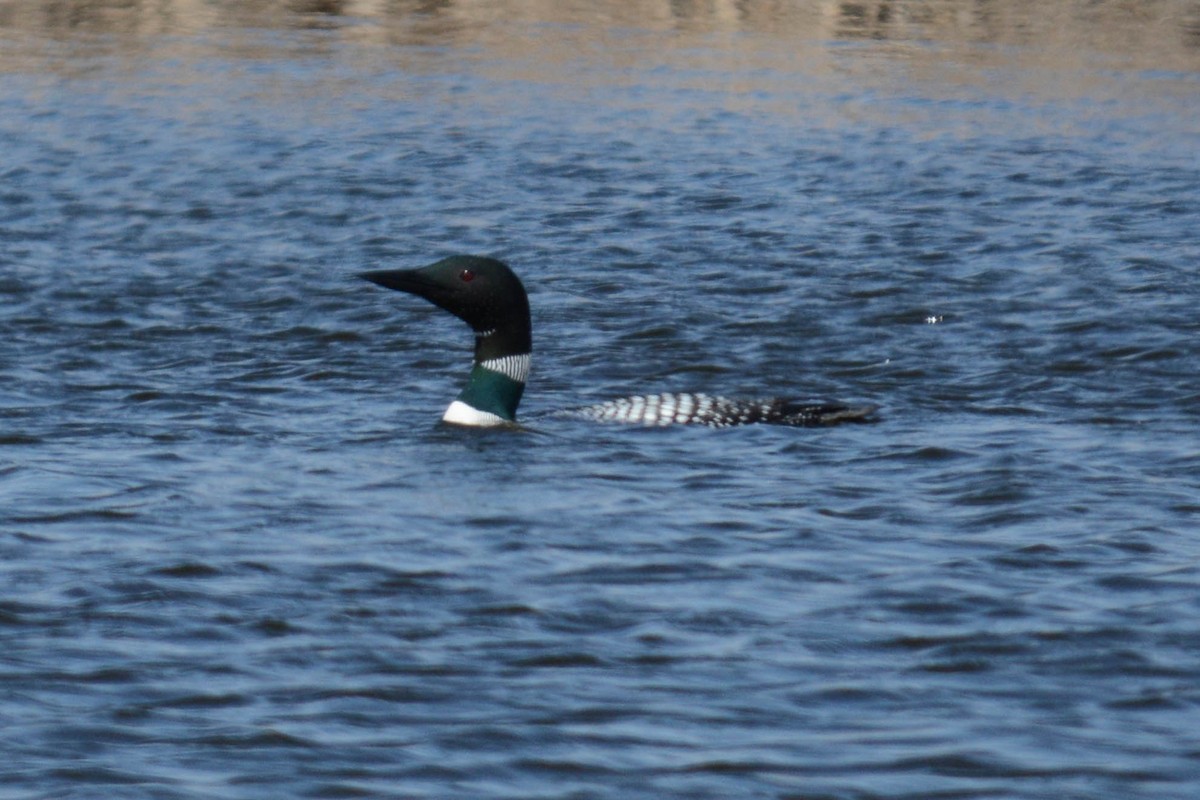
[[359, 255, 876, 428]]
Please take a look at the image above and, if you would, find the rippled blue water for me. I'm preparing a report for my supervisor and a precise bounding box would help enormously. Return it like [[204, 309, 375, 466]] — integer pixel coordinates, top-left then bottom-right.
[[2, 4, 1200, 799]]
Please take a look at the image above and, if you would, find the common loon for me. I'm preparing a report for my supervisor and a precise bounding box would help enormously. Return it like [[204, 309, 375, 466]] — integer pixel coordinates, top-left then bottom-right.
[[360, 255, 876, 428]]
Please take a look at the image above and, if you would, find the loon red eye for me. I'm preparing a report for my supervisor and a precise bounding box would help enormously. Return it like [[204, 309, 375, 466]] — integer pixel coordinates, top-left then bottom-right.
[[459, 269, 476, 283]]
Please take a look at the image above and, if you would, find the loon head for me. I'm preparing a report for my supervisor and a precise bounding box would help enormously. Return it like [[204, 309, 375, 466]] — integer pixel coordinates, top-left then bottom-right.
[[359, 255, 531, 357], [360, 255, 532, 426]]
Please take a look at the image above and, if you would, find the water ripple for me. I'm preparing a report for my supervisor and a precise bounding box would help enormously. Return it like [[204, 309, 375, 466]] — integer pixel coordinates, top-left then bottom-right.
[[2, 7, 1199, 800]]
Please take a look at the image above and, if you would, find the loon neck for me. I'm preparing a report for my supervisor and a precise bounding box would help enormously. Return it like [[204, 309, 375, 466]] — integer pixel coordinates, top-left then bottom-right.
[[443, 327, 531, 424], [446, 357, 528, 424], [453, 313, 529, 416]]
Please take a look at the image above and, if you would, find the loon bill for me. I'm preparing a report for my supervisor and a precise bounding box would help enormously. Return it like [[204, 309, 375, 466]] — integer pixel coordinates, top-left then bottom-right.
[[359, 255, 877, 428]]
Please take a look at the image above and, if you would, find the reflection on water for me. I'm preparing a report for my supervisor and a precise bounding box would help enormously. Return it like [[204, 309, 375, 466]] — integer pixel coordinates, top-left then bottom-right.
[[3, 0, 1197, 152], [2, 0, 1198, 69]]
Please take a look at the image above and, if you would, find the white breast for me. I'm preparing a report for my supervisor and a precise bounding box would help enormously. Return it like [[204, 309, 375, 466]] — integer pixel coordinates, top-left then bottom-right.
[[442, 400, 507, 427]]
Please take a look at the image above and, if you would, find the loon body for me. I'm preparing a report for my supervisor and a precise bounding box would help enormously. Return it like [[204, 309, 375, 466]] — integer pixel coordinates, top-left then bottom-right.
[[360, 256, 876, 428]]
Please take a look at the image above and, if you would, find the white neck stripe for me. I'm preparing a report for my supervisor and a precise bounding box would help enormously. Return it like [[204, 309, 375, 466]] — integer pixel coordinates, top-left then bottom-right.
[[480, 353, 531, 383]]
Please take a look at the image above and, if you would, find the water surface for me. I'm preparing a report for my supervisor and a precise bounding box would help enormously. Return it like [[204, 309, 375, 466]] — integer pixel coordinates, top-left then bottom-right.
[[2, 2, 1199, 798]]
